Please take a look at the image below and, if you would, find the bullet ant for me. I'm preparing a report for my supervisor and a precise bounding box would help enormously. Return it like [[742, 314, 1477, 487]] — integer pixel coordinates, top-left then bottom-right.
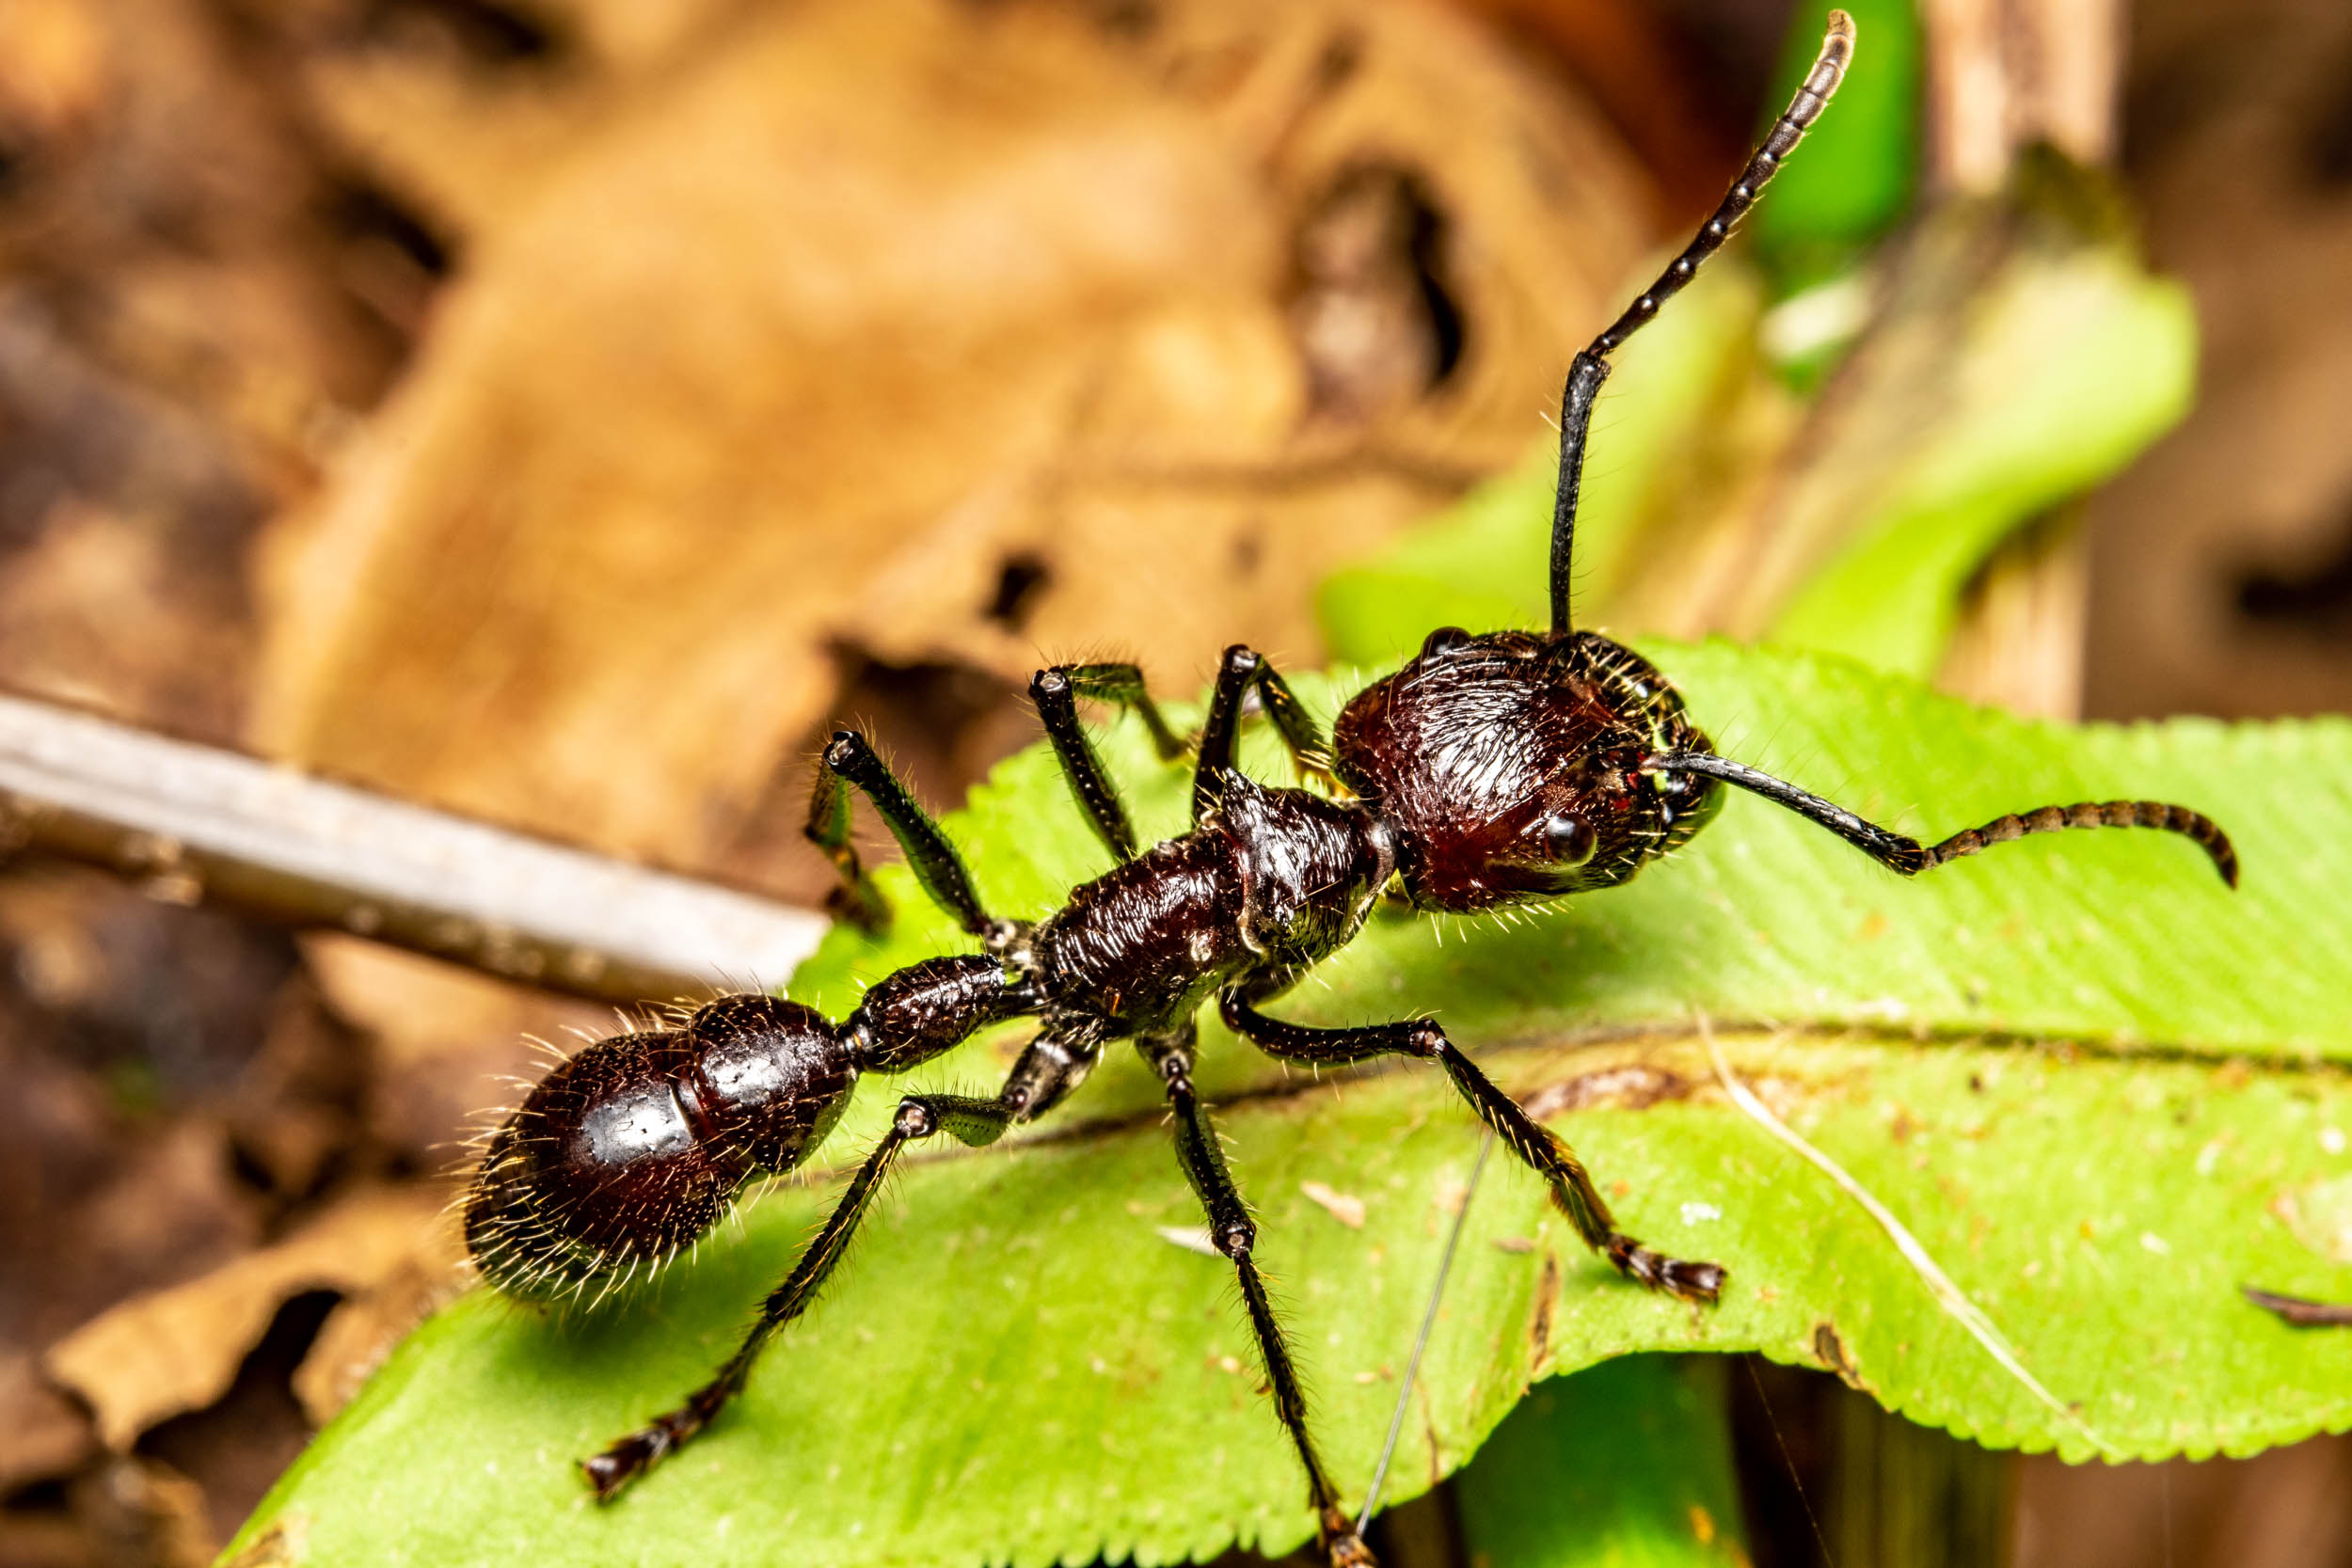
[[464, 14, 2236, 1564]]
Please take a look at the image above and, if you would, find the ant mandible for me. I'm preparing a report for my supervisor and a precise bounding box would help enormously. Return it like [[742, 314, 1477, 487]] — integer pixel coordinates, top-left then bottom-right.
[[464, 14, 2236, 1565]]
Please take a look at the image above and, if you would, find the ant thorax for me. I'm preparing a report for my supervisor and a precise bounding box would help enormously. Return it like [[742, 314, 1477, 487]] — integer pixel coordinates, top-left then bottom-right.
[[1333, 627, 1723, 911], [1032, 770, 1394, 1036]]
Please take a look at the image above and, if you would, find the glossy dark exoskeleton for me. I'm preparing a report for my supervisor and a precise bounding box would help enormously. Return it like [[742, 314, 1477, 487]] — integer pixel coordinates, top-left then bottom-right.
[[463, 15, 2237, 1564]]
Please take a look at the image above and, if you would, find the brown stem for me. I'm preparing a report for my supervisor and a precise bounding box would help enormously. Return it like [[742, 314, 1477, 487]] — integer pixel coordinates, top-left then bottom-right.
[[0, 691, 828, 1003], [1924, 0, 2123, 193]]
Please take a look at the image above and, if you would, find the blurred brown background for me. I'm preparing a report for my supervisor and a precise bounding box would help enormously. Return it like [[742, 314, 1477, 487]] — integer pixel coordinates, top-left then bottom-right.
[[0, 0, 2344, 1565]]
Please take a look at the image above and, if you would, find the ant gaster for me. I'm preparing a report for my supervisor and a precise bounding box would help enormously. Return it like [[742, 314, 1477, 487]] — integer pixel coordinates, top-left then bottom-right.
[[464, 15, 2236, 1565]]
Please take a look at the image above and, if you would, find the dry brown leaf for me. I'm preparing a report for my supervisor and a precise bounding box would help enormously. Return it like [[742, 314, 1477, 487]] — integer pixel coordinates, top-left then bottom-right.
[[43, 1186, 458, 1450], [0, 431, 255, 742], [71, 1119, 265, 1321], [0, 1351, 97, 1490], [0, 0, 404, 461], [67, 1456, 217, 1568], [253, 0, 1652, 870], [292, 1251, 462, 1428], [0, 0, 107, 138], [294, 47, 607, 245], [290, 0, 767, 244], [257, 0, 1269, 858], [1298, 1178, 1366, 1228]]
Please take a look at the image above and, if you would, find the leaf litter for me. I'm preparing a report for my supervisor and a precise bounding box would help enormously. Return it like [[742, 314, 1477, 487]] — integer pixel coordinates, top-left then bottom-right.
[[251, 0, 1654, 885]]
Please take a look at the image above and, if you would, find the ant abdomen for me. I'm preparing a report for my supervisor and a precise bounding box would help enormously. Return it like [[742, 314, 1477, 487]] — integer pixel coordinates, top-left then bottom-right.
[[686, 996, 862, 1167], [466, 996, 857, 1302]]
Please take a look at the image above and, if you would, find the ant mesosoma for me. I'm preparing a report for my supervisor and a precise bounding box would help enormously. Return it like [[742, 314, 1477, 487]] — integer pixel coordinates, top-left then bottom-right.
[[464, 14, 2236, 1563]]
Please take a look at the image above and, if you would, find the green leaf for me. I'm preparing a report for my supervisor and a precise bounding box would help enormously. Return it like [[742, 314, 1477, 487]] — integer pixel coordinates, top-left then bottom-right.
[[1767, 223, 2195, 677], [230, 645, 2352, 1568]]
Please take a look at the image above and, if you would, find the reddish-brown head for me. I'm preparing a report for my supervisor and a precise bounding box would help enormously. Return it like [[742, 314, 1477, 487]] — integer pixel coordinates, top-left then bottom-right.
[[1333, 627, 1721, 911]]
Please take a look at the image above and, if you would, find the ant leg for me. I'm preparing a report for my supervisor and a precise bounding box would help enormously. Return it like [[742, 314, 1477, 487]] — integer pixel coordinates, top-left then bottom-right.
[[1031, 663, 1184, 863], [580, 1097, 993, 1498], [1194, 645, 1337, 823], [1220, 990, 1724, 1305], [804, 730, 993, 937], [584, 1026, 1098, 1500], [1549, 11, 1854, 634], [1140, 1026, 1375, 1568]]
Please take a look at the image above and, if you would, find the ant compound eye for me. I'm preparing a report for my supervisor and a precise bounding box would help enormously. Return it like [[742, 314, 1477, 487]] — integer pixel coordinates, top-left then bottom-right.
[[1420, 626, 1475, 657], [1543, 814, 1597, 866]]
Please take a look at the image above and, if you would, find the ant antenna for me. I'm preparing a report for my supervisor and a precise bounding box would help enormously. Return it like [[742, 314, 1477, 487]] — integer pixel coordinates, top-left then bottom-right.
[[1549, 10, 1857, 638], [1356, 1127, 1496, 1539], [1643, 751, 2241, 886]]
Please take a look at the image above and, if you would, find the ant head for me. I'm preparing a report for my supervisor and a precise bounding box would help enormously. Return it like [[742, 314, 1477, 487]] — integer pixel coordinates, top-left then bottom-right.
[[1320, 7, 1873, 914], [1333, 626, 1721, 911]]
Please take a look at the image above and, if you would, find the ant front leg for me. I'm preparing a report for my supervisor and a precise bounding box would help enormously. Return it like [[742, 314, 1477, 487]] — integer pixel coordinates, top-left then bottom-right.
[[1140, 1026, 1375, 1568], [805, 729, 997, 938], [1220, 991, 1724, 1304], [1194, 645, 1337, 823], [585, 1025, 1099, 1499], [1031, 663, 1185, 863]]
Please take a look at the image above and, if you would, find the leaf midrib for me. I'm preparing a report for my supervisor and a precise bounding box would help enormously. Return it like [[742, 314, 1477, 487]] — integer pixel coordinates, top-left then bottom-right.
[[739, 1020, 2352, 1196]]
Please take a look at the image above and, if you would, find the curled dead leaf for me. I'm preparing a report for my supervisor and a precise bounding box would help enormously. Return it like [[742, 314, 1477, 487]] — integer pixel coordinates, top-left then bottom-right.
[[43, 1187, 459, 1450], [0, 1351, 97, 1490]]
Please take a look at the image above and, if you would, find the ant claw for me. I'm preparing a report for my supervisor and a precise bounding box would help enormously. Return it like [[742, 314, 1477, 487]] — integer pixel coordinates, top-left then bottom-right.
[[1605, 1236, 1726, 1305], [1663, 1258, 1728, 1305], [581, 1427, 672, 1502], [1319, 1508, 1379, 1568]]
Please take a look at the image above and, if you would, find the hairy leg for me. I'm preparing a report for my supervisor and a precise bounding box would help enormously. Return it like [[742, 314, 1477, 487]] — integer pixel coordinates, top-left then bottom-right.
[[585, 1028, 1097, 1497], [1220, 991, 1724, 1303], [1031, 662, 1184, 862], [1193, 645, 1336, 823], [1141, 1026, 1375, 1568], [804, 729, 996, 936]]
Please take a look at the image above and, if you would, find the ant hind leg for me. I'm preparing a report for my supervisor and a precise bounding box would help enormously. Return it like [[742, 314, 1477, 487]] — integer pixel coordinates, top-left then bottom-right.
[[585, 1027, 1096, 1499], [1220, 991, 1724, 1305]]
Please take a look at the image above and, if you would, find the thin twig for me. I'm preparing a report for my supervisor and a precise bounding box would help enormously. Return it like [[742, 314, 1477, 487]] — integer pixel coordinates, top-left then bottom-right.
[[0, 690, 828, 1003], [2242, 1286, 2352, 1327]]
